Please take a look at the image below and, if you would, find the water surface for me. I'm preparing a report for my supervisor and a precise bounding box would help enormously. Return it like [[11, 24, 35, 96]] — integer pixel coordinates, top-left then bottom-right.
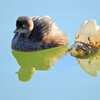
[[1, 43, 100, 100]]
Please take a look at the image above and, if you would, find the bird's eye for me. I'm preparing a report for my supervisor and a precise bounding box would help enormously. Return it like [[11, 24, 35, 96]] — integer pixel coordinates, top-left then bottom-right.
[[22, 25, 25, 28]]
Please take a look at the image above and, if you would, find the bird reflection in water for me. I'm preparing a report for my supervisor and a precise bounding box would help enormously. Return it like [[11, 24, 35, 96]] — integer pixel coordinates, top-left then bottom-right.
[[77, 50, 100, 76], [12, 45, 68, 82]]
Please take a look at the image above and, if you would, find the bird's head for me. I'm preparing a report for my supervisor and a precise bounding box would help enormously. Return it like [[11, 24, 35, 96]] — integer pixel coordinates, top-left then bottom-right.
[[14, 16, 34, 37]]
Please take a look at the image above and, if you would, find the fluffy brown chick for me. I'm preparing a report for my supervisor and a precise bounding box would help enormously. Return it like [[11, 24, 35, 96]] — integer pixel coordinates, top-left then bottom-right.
[[12, 16, 68, 51]]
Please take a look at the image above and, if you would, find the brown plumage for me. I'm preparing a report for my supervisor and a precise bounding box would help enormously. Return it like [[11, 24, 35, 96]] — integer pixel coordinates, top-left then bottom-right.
[[11, 16, 68, 51]]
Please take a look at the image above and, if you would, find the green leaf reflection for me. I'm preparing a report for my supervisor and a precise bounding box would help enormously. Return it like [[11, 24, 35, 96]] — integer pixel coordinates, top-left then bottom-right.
[[12, 45, 68, 82]]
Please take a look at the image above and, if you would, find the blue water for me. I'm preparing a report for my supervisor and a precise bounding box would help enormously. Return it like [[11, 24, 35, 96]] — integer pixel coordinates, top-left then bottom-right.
[[0, 0, 100, 100], [1, 42, 100, 100]]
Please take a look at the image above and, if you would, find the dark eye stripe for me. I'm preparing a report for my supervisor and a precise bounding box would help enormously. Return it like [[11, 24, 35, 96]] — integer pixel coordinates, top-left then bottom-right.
[[17, 20, 28, 26], [16, 21, 23, 27]]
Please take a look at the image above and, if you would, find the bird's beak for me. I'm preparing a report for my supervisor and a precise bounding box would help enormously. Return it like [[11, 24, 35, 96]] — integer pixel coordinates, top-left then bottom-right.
[[13, 29, 20, 33]]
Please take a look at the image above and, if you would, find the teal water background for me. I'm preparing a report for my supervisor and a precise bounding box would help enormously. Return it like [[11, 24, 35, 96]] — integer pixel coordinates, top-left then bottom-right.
[[0, 0, 100, 100]]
